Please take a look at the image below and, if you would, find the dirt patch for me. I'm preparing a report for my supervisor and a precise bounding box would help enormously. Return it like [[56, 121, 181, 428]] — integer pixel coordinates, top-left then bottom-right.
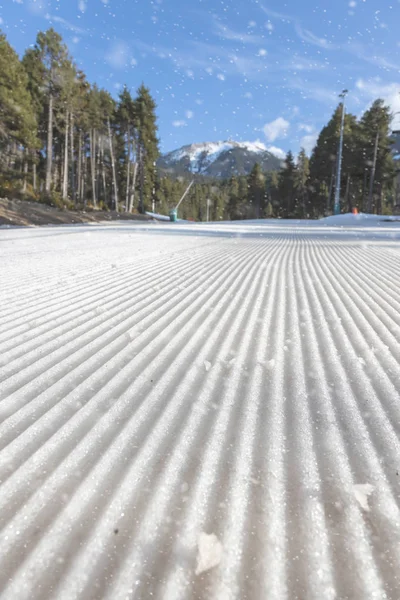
[[0, 198, 154, 227]]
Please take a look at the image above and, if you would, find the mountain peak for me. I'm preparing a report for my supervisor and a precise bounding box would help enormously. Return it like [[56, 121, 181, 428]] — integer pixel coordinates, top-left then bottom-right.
[[158, 140, 283, 179]]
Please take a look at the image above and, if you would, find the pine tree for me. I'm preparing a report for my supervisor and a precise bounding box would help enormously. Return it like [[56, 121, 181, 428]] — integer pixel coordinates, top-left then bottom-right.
[[359, 100, 395, 213], [266, 171, 280, 217], [278, 151, 297, 218], [0, 31, 38, 192], [117, 86, 137, 211], [135, 85, 159, 213], [294, 148, 310, 217], [0, 33, 37, 149], [247, 163, 266, 218], [32, 29, 71, 193]]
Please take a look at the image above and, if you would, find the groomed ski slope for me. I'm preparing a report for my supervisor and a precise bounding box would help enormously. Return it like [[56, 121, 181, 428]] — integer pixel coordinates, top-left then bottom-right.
[[1, 218, 400, 600]]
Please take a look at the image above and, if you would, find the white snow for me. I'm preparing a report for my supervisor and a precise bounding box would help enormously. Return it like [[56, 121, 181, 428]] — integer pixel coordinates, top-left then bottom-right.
[[167, 140, 278, 174], [320, 212, 400, 226], [1, 219, 400, 599]]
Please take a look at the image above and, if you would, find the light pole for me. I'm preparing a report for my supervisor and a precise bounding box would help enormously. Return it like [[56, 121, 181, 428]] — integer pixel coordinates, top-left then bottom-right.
[[206, 198, 211, 222], [334, 89, 348, 215]]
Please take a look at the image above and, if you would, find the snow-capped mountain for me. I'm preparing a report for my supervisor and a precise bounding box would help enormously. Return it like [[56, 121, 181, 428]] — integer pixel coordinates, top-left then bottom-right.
[[157, 140, 284, 179]]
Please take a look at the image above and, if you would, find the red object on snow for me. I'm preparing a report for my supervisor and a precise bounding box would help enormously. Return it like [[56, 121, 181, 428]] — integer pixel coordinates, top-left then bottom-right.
[[352, 207, 358, 215]]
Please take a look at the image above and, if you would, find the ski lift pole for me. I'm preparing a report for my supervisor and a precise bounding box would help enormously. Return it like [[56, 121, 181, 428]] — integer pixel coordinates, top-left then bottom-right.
[[170, 179, 194, 222]]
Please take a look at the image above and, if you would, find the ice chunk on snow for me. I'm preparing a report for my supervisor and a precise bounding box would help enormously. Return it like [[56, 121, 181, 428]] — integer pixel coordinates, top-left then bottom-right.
[[195, 532, 222, 575], [354, 484, 374, 511]]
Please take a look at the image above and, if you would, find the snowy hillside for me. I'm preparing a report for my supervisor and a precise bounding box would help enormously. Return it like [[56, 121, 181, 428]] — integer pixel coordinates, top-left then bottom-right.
[[158, 140, 283, 178], [2, 220, 400, 599]]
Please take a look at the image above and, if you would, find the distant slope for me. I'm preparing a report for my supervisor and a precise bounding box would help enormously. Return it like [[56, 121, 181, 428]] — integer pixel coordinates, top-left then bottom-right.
[[158, 140, 283, 178]]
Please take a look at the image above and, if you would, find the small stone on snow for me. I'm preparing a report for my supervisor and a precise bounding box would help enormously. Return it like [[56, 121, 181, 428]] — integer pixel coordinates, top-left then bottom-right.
[[354, 484, 374, 511], [195, 532, 222, 575]]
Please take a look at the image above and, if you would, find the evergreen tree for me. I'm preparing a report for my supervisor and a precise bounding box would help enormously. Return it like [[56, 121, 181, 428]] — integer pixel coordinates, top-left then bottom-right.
[[117, 86, 137, 211], [359, 100, 395, 213], [294, 148, 310, 217], [135, 85, 159, 212], [0, 32, 38, 193], [278, 151, 297, 217], [0, 33, 37, 151], [32, 29, 71, 193], [247, 163, 266, 218]]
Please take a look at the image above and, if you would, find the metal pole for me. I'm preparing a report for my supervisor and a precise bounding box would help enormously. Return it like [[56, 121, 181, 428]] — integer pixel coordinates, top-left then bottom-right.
[[206, 199, 210, 222], [367, 130, 379, 214], [175, 179, 194, 210], [334, 89, 348, 215]]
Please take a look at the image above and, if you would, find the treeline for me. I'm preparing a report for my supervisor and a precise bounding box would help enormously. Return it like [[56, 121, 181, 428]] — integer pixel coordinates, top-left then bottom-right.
[[178, 99, 399, 221], [0, 27, 398, 219], [0, 28, 158, 212]]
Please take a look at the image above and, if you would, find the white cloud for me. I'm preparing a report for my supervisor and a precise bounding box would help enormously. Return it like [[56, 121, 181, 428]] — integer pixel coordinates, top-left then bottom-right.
[[172, 120, 187, 127], [295, 24, 335, 49], [106, 41, 131, 69], [195, 99, 203, 105], [217, 73, 225, 81], [130, 58, 137, 66], [214, 22, 265, 45], [298, 123, 314, 133], [300, 133, 318, 155], [28, 0, 48, 15], [267, 145, 286, 159], [258, 48, 267, 57], [185, 110, 194, 119], [349, 0, 356, 5], [72, 36, 80, 44], [0, 17, 3, 24], [263, 117, 290, 142], [45, 13, 86, 34], [244, 92, 253, 99], [78, 0, 86, 12]]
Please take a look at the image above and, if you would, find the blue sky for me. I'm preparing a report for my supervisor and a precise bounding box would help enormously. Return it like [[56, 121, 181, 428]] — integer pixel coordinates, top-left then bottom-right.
[[2, 0, 400, 155]]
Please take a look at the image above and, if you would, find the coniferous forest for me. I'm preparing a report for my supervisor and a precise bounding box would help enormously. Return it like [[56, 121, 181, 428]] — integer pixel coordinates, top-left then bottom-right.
[[1, 28, 398, 221]]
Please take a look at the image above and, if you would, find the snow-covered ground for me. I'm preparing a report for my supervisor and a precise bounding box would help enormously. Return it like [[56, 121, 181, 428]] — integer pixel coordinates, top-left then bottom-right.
[[1, 219, 400, 600]]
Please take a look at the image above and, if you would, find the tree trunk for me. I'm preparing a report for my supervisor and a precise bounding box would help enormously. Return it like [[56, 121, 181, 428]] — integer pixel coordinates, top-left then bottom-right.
[[23, 159, 28, 194], [376, 182, 383, 215], [90, 129, 97, 208], [96, 137, 101, 205], [125, 127, 131, 211], [327, 164, 335, 214], [83, 148, 87, 208], [62, 110, 69, 200], [108, 117, 119, 212], [70, 112, 75, 205], [138, 143, 144, 213], [45, 94, 54, 193], [77, 130, 82, 203], [128, 162, 138, 213], [33, 158, 37, 191], [345, 175, 351, 212], [101, 140, 107, 207], [367, 130, 379, 214]]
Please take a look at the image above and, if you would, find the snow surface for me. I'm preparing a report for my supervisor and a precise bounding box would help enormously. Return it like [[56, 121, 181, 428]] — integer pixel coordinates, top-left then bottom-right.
[[1, 219, 400, 599]]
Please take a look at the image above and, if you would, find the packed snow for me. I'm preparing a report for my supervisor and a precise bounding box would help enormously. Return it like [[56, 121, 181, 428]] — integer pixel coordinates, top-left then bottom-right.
[[1, 219, 400, 600]]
